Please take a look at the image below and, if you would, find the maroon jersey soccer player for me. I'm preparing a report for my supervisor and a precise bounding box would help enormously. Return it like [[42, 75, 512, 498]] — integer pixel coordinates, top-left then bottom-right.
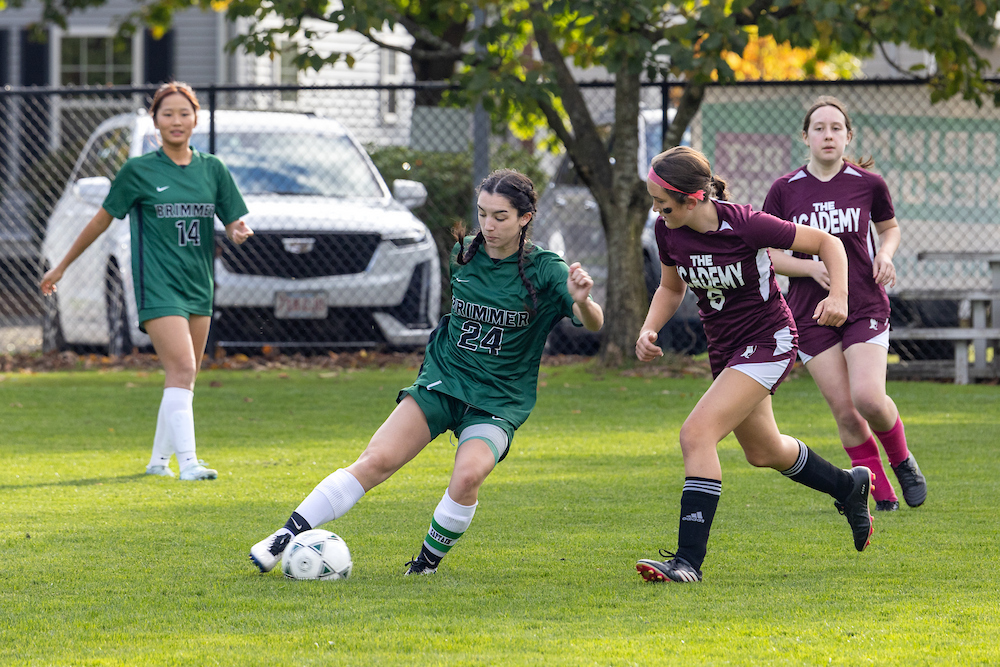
[[634, 145, 874, 584], [762, 96, 927, 513]]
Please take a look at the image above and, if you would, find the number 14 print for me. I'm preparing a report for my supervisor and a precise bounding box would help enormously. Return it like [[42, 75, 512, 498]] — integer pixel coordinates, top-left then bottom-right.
[[176, 219, 201, 246]]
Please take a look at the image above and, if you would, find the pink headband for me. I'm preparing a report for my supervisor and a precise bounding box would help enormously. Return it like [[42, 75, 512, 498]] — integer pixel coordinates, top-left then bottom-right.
[[647, 167, 706, 201]]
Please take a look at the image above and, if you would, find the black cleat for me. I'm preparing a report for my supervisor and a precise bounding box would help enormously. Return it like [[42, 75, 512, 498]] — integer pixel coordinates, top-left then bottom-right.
[[835, 466, 874, 552], [892, 455, 927, 507], [875, 500, 899, 512], [636, 550, 702, 583], [403, 555, 438, 576]]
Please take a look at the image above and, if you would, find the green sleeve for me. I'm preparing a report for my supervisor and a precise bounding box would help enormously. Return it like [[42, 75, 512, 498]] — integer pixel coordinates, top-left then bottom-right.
[[536, 252, 578, 321], [101, 159, 138, 219], [212, 157, 249, 224]]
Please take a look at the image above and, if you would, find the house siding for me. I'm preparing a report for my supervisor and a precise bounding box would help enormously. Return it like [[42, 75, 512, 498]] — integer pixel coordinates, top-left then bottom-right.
[[172, 8, 225, 85]]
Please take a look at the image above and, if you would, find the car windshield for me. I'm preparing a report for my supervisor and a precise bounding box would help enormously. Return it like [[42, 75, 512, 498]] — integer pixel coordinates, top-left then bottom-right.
[[141, 131, 385, 197]]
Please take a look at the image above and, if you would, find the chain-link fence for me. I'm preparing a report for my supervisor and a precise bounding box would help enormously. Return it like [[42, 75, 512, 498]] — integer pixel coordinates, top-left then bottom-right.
[[2, 81, 999, 369], [0, 83, 542, 355], [534, 80, 1000, 369]]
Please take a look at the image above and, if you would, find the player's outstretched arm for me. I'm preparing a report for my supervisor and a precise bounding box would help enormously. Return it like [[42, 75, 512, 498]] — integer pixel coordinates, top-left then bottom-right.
[[872, 218, 900, 288], [636, 263, 686, 362], [40, 208, 115, 295], [789, 225, 848, 327], [567, 262, 604, 332]]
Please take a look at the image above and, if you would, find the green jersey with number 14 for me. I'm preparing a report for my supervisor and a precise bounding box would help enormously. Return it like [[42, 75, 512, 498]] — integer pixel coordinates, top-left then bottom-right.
[[102, 148, 248, 319], [414, 241, 582, 428]]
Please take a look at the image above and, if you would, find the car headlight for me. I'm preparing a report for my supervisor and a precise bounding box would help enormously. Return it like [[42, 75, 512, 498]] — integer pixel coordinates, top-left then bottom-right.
[[388, 228, 428, 247]]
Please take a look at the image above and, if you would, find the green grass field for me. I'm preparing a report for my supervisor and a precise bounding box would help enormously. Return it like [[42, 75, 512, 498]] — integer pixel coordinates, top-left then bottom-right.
[[1, 362, 998, 665]]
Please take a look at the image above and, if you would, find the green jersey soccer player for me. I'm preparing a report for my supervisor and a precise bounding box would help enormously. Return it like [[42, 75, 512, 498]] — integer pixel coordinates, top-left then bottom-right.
[[102, 145, 247, 325], [42, 82, 253, 483], [251, 169, 604, 576]]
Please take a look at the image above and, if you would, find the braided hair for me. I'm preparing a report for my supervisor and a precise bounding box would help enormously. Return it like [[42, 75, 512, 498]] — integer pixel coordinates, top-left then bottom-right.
[[453, 169, 540, 312]]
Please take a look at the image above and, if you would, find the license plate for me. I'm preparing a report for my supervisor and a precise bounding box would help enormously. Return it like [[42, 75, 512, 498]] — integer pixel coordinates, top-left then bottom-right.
[[274, 291, 328, 319]]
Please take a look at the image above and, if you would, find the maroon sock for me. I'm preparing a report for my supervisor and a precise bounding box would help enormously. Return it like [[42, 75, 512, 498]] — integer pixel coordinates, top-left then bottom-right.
[[873, 416, 910, 468], [845, 437, 897, 503]]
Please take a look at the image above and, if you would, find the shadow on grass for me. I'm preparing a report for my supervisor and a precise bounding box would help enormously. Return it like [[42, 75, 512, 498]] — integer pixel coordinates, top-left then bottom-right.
[[0, 473, 149, 490]]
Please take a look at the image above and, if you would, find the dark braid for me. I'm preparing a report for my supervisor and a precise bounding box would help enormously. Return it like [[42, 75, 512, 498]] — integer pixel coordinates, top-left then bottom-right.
[[515, 225, 539, 313], [453, 224, 486, 266], [453, 169, 539, 311]]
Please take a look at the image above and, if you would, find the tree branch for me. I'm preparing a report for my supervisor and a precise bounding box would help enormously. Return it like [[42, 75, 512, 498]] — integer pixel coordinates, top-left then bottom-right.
[[361, 30, 465, 61], [875, 42, 929, 79], [531, 7, 611, 192]]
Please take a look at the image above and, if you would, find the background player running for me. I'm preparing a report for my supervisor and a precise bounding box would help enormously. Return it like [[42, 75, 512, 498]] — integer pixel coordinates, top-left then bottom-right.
[[763, 96, 926, 512], [250, 169, 604, 576], [41, 81, 253, 481], [635, 146, 874, 584]]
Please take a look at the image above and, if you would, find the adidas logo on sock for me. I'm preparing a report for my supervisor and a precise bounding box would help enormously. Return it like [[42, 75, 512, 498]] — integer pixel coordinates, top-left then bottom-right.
[[681, 511, 705, 523]]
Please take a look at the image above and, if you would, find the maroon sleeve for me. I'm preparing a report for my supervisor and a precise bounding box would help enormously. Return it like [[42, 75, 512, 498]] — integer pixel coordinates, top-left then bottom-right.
[[869, 173, 895, 223], [761, 178, 784, 218], [740, 211, 798, 250]]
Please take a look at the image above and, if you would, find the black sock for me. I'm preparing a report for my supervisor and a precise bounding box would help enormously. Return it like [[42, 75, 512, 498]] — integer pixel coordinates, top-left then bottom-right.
[[781, 439, 852, 501], [283, 511, 312, 536], [418, 544, 442, 567], [675, 477, 721, 572]]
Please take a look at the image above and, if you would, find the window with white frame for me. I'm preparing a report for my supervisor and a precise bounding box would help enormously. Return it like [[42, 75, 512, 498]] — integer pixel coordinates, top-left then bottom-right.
[[47, 29, 140, 151], [278, 42, 299, 102], [59, 34, 133, 86], [380, 48, 403, 124]]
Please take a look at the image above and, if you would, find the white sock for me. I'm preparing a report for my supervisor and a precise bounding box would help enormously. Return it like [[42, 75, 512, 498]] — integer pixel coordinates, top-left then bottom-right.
[[148, 398, 173, 469], [422, 488, 478, 560], [294, 469, 366, 528], [162, 387, 198, 470]]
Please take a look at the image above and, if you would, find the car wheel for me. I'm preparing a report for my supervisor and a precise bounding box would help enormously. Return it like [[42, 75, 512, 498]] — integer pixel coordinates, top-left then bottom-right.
[[106, 263, 132, 357], [41, 286, 66, 353]]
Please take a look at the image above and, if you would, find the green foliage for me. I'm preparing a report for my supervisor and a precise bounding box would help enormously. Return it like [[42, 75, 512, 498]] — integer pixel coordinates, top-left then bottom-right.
[[367, 142, 547, 234], [2, 366, 1000, 664]]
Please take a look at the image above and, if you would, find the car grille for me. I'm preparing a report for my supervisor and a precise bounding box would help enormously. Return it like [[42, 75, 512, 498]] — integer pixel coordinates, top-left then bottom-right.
[[216, 231, 382, 278]]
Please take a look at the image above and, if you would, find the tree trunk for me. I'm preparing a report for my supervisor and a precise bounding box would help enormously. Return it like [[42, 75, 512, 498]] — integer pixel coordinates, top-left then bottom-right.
[[597, 72, 650, 365]]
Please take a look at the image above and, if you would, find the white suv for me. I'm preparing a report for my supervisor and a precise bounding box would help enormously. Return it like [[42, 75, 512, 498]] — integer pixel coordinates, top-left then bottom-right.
[[41, 110, 441, 354]]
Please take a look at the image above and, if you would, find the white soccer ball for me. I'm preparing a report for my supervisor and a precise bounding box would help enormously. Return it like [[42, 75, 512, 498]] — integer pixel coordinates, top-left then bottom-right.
[[281, 529, 353, 580]]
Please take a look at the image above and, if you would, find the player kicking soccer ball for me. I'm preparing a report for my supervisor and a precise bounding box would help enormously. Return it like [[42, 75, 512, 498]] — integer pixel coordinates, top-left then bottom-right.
[[251, 169, 604, 576], [634, 146, 874, 584]]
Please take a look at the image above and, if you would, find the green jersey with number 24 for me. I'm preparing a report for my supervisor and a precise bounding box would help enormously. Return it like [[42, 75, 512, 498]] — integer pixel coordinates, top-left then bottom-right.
[[414, 240, 582, 428]]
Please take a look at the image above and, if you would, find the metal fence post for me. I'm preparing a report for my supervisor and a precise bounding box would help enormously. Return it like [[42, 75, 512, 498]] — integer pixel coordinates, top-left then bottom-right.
[[208, 85, 217, 154]]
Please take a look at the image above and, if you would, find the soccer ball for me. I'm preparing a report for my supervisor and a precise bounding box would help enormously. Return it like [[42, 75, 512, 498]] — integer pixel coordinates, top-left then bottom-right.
[[281, 529, 353, 580]]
